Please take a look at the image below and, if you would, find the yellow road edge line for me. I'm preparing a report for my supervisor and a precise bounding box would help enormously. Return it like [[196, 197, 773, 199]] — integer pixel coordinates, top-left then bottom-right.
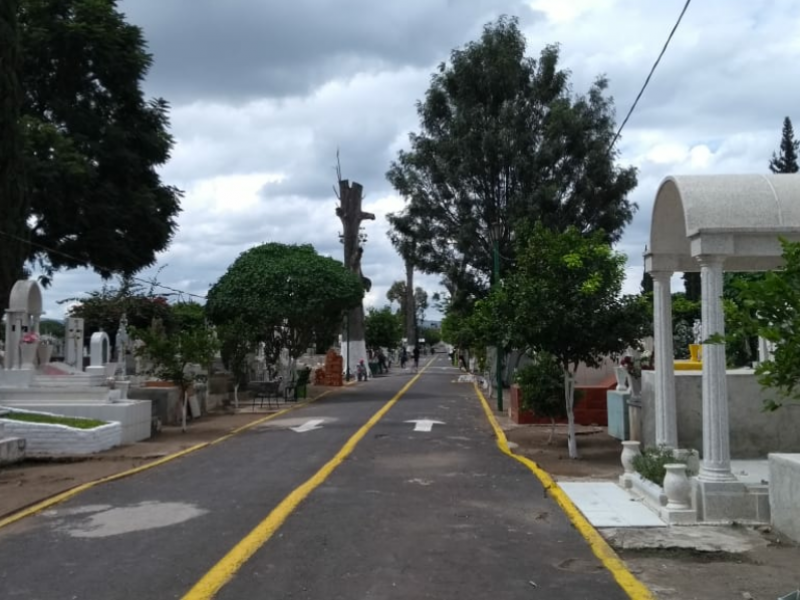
[[472, 383, 656, 600], [0, 389, 335, 531], [181, 362, 433, 600]]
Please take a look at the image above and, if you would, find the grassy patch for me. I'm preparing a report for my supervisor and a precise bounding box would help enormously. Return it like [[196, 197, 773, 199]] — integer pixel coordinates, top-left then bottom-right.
[[2, 411, 107, 430]]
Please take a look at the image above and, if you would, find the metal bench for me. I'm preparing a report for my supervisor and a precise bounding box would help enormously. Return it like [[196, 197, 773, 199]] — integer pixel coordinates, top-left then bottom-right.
[[247, 380, 281, 410]]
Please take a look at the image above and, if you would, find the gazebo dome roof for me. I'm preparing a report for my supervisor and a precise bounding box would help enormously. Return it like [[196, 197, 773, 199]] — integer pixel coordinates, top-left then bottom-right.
[[646, 174, 800, 273]]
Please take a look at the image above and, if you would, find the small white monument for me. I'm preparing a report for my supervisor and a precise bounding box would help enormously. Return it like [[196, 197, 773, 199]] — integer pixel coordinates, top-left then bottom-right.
[[86, 331, 111, 376], [65, 317, 85, 369]]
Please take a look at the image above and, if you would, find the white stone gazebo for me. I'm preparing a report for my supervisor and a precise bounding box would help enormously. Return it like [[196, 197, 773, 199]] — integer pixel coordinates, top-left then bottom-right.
[[644, 174, 800, 520]]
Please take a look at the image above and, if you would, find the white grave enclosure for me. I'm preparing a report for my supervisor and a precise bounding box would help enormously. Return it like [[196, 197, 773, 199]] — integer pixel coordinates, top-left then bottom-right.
[[1, 280, 151, 447]]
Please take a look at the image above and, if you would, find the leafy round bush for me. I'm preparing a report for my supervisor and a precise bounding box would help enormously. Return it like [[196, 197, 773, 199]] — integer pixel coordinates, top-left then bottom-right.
[[515, 353, 565, 419]]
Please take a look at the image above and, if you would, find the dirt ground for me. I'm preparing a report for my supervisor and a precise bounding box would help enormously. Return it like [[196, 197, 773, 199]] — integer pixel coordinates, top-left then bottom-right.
[[2, 390, 799, 599], [505, 420, 800, 600]]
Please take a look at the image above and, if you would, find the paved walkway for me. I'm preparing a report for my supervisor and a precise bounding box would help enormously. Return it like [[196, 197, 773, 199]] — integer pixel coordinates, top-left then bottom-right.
[[0, 355, 642, 599]]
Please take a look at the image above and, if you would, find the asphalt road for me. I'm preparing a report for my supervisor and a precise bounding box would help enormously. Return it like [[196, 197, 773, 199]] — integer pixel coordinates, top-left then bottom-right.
[[0, 355, 632, 599]]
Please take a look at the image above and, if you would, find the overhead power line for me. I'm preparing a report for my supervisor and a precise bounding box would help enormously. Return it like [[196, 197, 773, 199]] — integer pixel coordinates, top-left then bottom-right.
[[608, 0, 692, 153], [0, 228, 207, 301]]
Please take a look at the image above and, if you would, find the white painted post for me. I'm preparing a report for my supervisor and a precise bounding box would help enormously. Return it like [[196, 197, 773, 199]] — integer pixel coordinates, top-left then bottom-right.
[[697, 255, 736, 482], [651, 270, 678, 448]]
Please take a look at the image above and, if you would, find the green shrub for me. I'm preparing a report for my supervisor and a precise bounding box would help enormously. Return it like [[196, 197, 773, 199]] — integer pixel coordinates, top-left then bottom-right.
[[515, 352, 565, 419], [632, 446, 690, 486]]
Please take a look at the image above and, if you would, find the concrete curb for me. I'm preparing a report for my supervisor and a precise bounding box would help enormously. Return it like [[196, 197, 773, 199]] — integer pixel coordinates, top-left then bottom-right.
[[473, 383, 655, 600]]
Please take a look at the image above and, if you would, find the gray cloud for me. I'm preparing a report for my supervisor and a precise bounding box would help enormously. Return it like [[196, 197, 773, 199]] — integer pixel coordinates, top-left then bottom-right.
[[35, 0, 800, 317], [120, 0, 539, 103]]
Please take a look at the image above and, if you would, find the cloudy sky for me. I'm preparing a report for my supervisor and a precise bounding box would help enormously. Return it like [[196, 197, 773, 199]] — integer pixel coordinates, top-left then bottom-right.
[[39, 0, 800, 321]]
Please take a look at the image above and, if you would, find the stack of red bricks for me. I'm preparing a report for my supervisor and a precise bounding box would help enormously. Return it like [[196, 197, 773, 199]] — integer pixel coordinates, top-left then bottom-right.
[[317, 349, 343, 386]]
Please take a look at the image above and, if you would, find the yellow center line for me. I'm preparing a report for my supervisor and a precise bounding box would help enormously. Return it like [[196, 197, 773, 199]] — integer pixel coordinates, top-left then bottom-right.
[[473, 383, 655, 600], [181, 359, 434, 600]]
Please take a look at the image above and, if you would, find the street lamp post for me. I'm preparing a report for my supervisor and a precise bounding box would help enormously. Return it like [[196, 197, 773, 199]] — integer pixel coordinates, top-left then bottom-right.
[[492, 221, 503, 413]]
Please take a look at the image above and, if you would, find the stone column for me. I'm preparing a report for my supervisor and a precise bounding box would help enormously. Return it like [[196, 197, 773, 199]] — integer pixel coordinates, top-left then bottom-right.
[[697, 255, 735, 482], [651, 271, 678, 448]]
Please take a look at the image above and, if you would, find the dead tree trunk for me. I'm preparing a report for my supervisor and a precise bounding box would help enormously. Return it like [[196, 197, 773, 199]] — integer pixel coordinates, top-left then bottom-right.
[[335, 174, 375, 370]]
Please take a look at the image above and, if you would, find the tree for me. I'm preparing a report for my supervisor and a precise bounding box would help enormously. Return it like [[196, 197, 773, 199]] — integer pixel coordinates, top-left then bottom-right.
[[419, 326, 442, 347], [387, 213, 419, 344], [0, 0, 28, 313], [39, 319, 65, 338], [61, 276, 173, 348], [217, 318, 258, 411], [386, 280, 429, 344], [364, 306, 402, 350], [503, 223, 651, 458], [713, 239, 800, 410], [515, 352, 566, 444], [440, 309, 476, 350], [206, 243, 364, 366], [640, 271, 653, 295], [386, 281, 408, 318], [414, 287, 429, 330], [769, 116, 799, 174], [386, 16, 637, 305], [682, 272, 701, 303], [0, 0, 183, 313], [133, 315, 218, 432]]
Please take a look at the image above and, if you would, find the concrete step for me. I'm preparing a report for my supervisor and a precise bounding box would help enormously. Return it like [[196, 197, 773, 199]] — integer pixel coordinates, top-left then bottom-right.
[[32, 375, 107, 388], [0, 387, 111, 403]]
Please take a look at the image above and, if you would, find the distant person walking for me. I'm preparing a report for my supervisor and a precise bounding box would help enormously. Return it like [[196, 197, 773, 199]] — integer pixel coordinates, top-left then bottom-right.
[[412, 346, 420, 372], [400, 347, 408, 369]]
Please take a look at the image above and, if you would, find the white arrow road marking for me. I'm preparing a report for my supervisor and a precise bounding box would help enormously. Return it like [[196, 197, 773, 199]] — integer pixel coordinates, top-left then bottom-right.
[[290, 419, 325, 433], [405, 419, 445, 432]]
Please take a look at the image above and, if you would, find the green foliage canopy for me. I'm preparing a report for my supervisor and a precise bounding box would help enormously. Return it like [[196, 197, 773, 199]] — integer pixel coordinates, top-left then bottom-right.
[[0, 0, 182, 313], [714, 238, 800, 410], [504, 223, 651, 372], [63, 276, 173, 346], [365, 306, 402, 349], [386, 16, 637, 305], [206, 243, 364, 359]]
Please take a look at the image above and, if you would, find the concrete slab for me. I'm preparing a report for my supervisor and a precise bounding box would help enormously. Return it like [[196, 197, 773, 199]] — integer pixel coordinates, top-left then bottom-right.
[[602, 525, 771, 553], [731, 459, 770, 485], [560, 482, 666, 528]]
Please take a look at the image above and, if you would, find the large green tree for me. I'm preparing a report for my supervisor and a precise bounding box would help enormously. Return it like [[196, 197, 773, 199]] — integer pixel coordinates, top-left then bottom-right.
[[386, 16, 637, 306], [364, 306, 402, 350], [205, 243, 364, 363], [713, 239, 800, 411], [501, 223, 650, 458], [0, 0, 182, 312], [0, 0, 29, 312], [769, 116, 799, 174]]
